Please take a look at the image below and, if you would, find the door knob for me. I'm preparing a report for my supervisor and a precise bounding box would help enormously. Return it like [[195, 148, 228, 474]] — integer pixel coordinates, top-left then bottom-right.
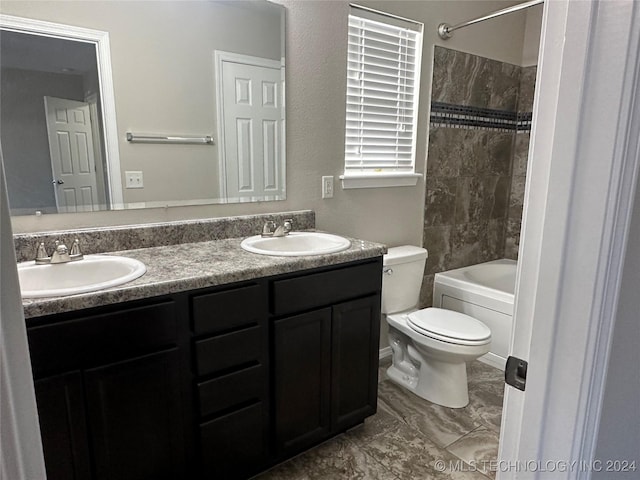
[[53, 179, 64, 185]]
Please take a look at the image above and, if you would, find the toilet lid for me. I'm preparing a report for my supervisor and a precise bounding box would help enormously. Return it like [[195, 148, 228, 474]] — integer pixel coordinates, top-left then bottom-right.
[[407, 308, 491, 343]]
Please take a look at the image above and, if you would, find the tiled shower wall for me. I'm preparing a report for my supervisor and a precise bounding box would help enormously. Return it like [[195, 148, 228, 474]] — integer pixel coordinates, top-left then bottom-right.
[[420, 46, 536, 307], [506, 65, 537, 259]]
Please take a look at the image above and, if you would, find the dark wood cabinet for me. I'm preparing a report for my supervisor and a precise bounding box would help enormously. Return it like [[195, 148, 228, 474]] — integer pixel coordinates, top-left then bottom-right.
[[200, 402, 266, 479], [273, 308, 332, 456], [331, 296, 380, 431], [272, 260, 382, 460], [191, 281, 269, 479], [27, 257, 382, 480], [34, 372, 91, 480], [84, 348, 185, 480], [28, 299, 189, 480]]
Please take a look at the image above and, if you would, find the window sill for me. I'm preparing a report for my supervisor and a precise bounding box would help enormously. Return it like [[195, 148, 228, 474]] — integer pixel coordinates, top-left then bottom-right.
[[339, 173, 422, 189]]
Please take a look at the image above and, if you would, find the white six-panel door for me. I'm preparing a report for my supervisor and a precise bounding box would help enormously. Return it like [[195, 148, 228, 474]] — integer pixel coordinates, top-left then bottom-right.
[[218, 55, 283, 201], [44, 96, 99, 213]]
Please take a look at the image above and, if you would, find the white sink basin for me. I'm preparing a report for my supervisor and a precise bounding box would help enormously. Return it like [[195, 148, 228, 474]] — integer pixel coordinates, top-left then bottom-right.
[[240, 232, 351, 256], [18, 255, 146, 298]]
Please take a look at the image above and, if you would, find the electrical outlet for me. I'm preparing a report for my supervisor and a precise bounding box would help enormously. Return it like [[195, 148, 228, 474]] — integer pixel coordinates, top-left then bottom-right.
[[125, 171, 144, 189], [322, 176, 334, 199]]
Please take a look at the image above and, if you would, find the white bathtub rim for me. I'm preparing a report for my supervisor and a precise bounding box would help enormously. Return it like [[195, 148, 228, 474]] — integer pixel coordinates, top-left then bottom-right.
[[434, 259, 516, 307]]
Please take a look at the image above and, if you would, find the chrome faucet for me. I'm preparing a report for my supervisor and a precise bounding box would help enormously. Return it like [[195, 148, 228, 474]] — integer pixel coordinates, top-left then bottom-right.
[[35, 239, 84, 264], [261, 219, 293, 238]]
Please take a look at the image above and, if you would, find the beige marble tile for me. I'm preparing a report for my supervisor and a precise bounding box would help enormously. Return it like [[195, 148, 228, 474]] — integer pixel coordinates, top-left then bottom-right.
[[255, 434, 400, 480], [345, 403, 403, 444], [378, 379, 481, 448], [464, 362, 505, 432], [446, 427, 501, 478], [353, 419, 490, 480], [467, 361, 504, 386], [465, 384, 505, 433]]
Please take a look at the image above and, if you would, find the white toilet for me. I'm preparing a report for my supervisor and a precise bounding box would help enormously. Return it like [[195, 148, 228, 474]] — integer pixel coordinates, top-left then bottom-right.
[[382, 246, 491, 408]]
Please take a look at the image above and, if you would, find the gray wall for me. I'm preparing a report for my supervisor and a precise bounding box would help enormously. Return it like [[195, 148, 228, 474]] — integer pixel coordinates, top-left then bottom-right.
[[0, 67, 85, 213]]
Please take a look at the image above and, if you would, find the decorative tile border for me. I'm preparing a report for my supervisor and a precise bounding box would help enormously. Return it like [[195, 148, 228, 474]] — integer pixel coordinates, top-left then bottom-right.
[[430, 102, 531, 133], [517, 112, 533, 132]]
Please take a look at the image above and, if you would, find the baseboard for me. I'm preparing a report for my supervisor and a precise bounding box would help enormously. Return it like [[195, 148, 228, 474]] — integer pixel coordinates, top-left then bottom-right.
[[379, 346, 392, 360]]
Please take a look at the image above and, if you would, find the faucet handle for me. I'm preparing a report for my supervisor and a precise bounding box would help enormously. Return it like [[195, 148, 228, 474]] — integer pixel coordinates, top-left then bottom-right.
[[35, 242, 49, 261], [283, 219, 293, 234], [70, 238, 82, 257], [262, 221, 277, 237]]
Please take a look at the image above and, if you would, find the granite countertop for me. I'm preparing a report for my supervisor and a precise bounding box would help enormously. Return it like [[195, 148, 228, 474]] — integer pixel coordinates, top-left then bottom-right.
[[22, 235, 386, 319]]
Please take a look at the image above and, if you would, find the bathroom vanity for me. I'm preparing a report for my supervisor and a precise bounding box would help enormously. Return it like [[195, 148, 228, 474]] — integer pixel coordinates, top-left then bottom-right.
[[20, 215, 384, 480]]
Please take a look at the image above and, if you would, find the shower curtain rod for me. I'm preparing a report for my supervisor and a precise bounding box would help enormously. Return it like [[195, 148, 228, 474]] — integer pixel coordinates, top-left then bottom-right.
[[438, 0, 543, 39]]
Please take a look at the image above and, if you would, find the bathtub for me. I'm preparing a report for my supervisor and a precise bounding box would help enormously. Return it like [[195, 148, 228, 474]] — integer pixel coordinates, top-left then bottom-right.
[[433, 259, 517, 370]]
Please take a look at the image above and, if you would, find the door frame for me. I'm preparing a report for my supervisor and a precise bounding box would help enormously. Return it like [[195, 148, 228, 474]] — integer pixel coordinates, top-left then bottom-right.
[[499, 1, 640, 477], [213, 50, 284, 201], [0, 14, 124, 208]]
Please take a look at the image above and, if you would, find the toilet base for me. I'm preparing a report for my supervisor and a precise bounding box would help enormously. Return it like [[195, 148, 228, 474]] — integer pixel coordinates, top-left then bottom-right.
[[387, 358, 470, 408], [386, 318, 482, 409]]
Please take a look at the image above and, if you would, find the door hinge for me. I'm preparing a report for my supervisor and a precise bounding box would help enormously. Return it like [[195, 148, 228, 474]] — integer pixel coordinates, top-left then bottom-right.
[[505, 356, 528, 391]]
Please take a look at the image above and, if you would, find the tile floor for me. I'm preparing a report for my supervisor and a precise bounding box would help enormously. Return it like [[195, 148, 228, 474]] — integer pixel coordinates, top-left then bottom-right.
[[255, 358, 505, 480]]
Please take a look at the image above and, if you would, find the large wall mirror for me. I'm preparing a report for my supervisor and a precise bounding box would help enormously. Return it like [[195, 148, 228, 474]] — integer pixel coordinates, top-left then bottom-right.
[[0, 0, 285, 216]]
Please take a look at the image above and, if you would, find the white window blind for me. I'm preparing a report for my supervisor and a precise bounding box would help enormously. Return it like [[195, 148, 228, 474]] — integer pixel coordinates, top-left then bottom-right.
[[343, 6, 423, 186]]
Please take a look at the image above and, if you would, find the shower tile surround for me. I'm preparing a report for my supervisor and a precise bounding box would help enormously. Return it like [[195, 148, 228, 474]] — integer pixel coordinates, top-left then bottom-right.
[[421, 47, 536, 306]]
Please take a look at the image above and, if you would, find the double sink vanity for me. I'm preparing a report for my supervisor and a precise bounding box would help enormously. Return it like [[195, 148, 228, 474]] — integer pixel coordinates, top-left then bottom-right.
[[17, 211, 386, 480]]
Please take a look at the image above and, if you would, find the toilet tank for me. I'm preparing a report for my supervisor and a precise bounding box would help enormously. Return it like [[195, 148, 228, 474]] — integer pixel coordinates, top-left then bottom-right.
[[381, 246, 428, 314]]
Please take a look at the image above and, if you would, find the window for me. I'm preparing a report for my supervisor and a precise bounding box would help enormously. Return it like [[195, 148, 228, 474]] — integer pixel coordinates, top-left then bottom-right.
[[341, 6, 423, 189]]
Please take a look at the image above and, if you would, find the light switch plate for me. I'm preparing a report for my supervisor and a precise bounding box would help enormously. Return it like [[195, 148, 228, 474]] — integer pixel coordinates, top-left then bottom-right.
[[125, 171, 144, 189], [322, 176, 334, 199]]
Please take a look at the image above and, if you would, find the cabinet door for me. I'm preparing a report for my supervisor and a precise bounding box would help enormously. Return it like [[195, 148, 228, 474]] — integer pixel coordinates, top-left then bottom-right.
[[331, 295, 381, 431], [200, 402, 266, 479], [273, 308, 331, 456], [84, 348, 185, 480], [34, 372, 92, 480]]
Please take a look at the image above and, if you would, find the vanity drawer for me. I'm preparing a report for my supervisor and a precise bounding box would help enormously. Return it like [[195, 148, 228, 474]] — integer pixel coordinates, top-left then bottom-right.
[[271, 259, 382, 315], [200, 402, 267, 479], [192, 284, 266, 336], [28, 301, 177, 377], [195, 325, 262, 376], [198, 364, 264, 417]]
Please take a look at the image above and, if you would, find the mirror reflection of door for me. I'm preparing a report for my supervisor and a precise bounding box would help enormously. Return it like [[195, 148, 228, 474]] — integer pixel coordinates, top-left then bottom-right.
[[44, 96, 102, 213], [0, 23, 119, 215], [217, 52, 285, 202]]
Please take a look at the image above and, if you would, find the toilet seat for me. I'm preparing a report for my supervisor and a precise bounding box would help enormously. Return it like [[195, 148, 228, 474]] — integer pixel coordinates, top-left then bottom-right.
[[407, 308, 491, 346]]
